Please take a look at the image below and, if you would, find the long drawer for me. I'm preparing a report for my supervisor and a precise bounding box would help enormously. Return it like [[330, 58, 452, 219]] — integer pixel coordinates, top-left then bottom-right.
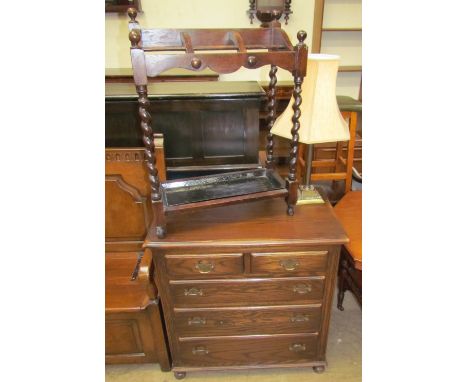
[[174, 305, 322, 337], [177, 333, 319, 367], [169, 277, 325, 307]]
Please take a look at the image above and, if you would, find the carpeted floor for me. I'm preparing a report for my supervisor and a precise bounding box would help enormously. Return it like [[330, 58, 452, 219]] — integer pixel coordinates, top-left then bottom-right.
[[106, 292, 361, 382]]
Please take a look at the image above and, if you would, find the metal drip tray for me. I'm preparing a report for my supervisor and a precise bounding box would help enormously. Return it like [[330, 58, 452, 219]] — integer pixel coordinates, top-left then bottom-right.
[[161, 168, 287, 211]]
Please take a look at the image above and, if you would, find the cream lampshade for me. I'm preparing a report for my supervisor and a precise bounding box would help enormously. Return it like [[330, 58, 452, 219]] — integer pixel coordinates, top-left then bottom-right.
[[271, 54, 349, 143], [271, 54, 350, 204]]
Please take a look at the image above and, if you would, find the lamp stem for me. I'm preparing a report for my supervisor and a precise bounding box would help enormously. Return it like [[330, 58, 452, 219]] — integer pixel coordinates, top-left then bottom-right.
[[305, 144, 313, 187]]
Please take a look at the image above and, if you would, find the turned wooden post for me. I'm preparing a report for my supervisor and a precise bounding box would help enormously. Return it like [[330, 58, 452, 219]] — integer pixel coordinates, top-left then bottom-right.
[[284, 0, 292, 24], [129, 9, 166, 238], [286, 30, 308, 216], [248, 0, 256, 24], [265, 65, 278, 169]]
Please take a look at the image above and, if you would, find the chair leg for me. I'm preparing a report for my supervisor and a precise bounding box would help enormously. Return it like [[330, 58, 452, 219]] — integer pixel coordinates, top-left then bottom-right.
[[337, 257, 348, 311], [344, 111, 357, 193]]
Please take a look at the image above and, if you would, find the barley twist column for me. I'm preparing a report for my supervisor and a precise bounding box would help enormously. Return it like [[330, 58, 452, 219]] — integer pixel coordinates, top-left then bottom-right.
[[266, 65, 278, 169], [137, 85, 161, 202]]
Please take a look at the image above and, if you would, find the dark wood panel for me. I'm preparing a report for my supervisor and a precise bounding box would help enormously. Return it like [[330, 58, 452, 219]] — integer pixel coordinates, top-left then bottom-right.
[[165, 254, 244, 279], [169, 277, 325, 308], [174, 305, 322, 337], [105, 81, 264, 172], [176, 334, 319, 367]]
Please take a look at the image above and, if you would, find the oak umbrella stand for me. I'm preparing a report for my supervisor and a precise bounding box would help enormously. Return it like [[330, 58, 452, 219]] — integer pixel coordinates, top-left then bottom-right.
[[127, 8, 308, 238]]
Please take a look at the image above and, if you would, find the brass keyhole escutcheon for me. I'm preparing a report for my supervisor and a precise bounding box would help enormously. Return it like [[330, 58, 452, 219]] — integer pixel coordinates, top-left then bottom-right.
[[280, 258, 299, 271], [196, 260, 215, 274]]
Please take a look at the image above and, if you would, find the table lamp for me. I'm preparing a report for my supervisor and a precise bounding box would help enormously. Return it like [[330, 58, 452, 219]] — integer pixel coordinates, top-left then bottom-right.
[[271, 54, 350, 204]]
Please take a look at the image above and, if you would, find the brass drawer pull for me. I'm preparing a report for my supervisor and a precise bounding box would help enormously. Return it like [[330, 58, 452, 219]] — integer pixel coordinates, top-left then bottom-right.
[[290, 314, 310, 323], [195, 260, 215, 274], [192, 345, 209, 355], [293, 284, 312, 294], [184, 287, 204, 296], [188, 317, 206, 326], [280, 258, 299, 271], [289, 343, 306, 352]]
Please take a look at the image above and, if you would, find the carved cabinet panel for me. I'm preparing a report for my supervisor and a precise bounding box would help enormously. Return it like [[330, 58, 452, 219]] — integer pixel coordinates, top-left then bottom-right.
[[105, 149, 151, 242]]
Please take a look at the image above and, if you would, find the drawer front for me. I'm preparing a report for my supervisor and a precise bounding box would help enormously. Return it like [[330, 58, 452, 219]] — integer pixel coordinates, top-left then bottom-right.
[[251, 251, 328, 275], [165, 254, 243, 278], [174, 305, 322, 337], [170, 277, 325, 307], [177, 334, 318, 366]]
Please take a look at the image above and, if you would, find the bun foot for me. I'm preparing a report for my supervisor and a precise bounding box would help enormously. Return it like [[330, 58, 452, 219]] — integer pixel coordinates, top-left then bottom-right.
[[313, 365, 325, 374], [174, 371, 186, 380], [156, 226, 166, 239]]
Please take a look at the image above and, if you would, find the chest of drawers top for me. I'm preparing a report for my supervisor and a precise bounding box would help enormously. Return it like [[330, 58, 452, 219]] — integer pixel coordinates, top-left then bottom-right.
[[145, 198, 348, 251]]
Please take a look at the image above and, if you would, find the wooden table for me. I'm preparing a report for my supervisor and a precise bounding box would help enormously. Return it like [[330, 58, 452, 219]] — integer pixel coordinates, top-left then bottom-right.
[[145, 198, 348, 379], [333, 191, 362, 309]]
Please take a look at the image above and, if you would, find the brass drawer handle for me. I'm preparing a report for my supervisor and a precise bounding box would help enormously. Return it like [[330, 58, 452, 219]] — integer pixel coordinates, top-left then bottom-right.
[[290, 314, 310, 323], [184, 287, 203, 296], [289, 343, 306, 352], [188, 316, 206, 326], [192, 345, 209, 355], [280, 258, 299, 271], [195, 260, 215, 274], [293, 284, 312, 294]]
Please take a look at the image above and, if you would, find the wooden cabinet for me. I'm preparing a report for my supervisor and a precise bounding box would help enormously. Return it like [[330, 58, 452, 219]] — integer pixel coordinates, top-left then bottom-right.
[[105, 148, 171, 367], [146, 198, 348, 378], [105, 81, 265, 174]]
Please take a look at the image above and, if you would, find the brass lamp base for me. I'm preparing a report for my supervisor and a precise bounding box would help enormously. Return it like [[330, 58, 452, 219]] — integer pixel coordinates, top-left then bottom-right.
[[296, 185, 325, 205]]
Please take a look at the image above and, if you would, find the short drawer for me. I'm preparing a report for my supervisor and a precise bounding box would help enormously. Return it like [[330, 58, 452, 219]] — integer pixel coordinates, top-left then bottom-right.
[[251, 251, 328, 275], [174, 305, 322, 337], [165, 254, 243, 278], [177, 333, 318, 367], [169, 277, 325, 307]]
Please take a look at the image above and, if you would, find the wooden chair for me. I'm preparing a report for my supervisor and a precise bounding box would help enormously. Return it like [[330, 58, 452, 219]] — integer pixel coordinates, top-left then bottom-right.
[[297, 96, 361, 193], [105, 249, 170, 368], [105, 134, 170, 367], [333, 190, 362, 309]]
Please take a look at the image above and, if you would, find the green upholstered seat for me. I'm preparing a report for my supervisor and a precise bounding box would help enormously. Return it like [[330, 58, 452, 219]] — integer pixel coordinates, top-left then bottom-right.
[[337, 95, 362, 112]]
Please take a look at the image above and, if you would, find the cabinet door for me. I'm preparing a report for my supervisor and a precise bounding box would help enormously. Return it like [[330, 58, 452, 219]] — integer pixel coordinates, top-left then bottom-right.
[[105, 174, 150, 241]]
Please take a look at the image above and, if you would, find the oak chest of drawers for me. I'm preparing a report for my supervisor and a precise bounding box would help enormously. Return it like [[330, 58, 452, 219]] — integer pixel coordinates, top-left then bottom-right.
[[146, 198, 348, 378]]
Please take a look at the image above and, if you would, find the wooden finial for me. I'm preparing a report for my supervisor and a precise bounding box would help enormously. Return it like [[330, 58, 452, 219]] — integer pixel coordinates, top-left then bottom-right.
[[129, 29, 141, 48], [128, 7, 137, 22], [297, 30, 307, 44]]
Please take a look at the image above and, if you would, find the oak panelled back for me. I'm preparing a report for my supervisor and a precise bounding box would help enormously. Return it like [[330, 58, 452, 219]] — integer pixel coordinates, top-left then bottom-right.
[[105, 148, 151, 241]]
